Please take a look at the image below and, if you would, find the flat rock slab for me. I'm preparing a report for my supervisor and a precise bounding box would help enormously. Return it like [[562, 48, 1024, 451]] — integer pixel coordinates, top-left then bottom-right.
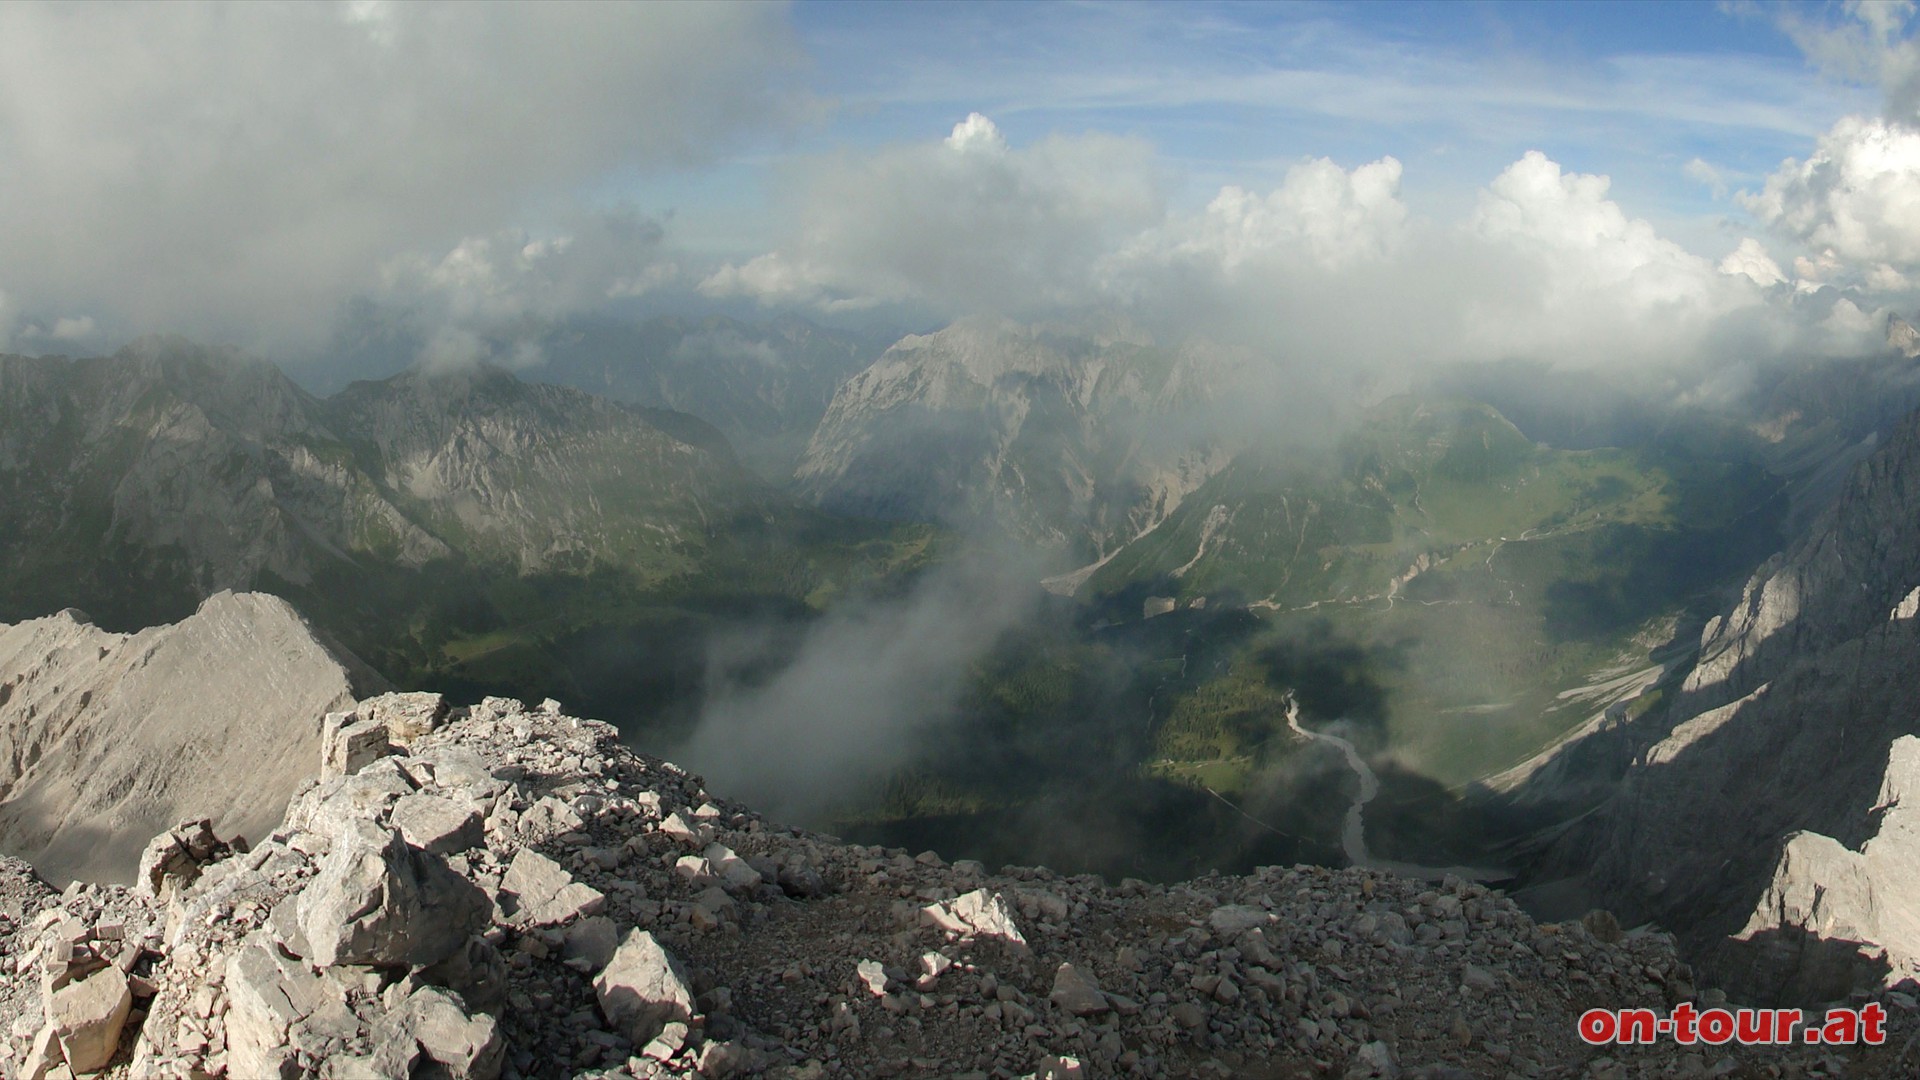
[[499, 848, 605, 927], [391, 794, 483, 856]]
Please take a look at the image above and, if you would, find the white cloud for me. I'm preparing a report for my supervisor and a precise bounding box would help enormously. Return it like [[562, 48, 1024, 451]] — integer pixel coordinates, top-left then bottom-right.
[[0, 3, 798, 351], [710, 116, 1866, 383], [945, 112, 1009, 153], [370, 210, 682, 368], [1720, 238, 1787, 288], [1162, 156, 1407, 271], [1744, 116, 1920, 269], [702, 112, 1165, 315]]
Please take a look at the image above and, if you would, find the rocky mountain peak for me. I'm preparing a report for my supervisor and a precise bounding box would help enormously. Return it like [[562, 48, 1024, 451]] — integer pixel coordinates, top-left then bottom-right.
[[0, 591, 384, 887]]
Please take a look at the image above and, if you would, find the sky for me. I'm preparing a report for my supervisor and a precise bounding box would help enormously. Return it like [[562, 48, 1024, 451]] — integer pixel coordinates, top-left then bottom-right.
[[1, 0, 1918, 381]]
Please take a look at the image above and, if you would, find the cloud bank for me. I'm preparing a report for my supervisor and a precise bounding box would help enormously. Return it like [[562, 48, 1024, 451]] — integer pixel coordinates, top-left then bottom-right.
[[0, 2, 798, 353], [708, 116, 1882, 392]]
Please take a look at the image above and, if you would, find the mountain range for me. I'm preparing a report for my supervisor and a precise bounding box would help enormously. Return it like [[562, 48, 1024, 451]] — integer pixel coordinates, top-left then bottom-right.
[[8, 312, 1920, 1015]]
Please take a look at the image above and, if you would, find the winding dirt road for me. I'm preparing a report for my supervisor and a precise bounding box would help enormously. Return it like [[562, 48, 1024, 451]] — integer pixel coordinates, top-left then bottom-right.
[[1282, 695, 1511, 883]]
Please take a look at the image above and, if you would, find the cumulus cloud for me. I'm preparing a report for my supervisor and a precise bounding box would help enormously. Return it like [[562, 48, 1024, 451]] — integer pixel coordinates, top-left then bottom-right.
[[1720, 238, 1788, 288], [1744, 116, 1920, 269], [1438, 152, 1765, 365], [702, 113, 1165, 315], [0, 2, 798, 351], [1159, 156, 1408, 272], [714, 114, 1876, 389]]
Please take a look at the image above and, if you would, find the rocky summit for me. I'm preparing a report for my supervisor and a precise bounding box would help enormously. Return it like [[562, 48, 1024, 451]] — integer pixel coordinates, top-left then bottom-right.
[[4, 692, 1918, 1079]]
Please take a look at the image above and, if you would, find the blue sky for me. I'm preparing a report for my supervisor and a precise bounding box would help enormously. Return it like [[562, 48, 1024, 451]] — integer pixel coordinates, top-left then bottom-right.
[[636, 0, 1872, 257]]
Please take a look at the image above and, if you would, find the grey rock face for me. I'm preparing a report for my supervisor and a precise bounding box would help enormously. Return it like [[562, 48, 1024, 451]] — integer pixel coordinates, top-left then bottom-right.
[[1546, 402, 1920, 1003], [595, 929, 697, 1045], [296, 819, 489, 968], [225, 933, 327, 1079], [0, 591, 381, 885], [1734, 736, 1920, 997], [797, 317, 1240, 563], [133, 819, 238, 900]]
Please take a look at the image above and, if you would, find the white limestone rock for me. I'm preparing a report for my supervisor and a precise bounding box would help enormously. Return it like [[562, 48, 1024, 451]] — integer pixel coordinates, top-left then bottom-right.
[[297, 820, 489, 968], [921, 888, 1028, 948], [498, 848, 605, 927], [47, 965, 132, 1074], [595, 930, 696, 1045], [390, 794, 483, 856]]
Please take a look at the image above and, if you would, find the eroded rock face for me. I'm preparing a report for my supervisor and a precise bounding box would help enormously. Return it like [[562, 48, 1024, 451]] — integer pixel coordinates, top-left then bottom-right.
[[0, 592, 382, 885], [134, 819, 241, 901], [1538, 403, 1920, 1003], [796, 317, 1241, 564]]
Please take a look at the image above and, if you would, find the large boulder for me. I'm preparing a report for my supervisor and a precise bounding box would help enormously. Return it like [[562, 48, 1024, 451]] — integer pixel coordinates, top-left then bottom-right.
[[594, 930, 696, 1045], [47, 966, 132, 1073], [297, 820, 489, 968]]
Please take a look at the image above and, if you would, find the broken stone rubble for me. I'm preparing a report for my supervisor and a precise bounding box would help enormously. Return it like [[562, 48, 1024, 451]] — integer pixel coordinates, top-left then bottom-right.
[[4, 692, 1920, 1079]]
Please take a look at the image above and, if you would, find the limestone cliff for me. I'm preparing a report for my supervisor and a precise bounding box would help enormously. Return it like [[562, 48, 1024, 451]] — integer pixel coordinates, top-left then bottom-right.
[[1537, 400, 1920, 1004], [0, 339, 766, 631], [1733, 736, 1920, 1002]]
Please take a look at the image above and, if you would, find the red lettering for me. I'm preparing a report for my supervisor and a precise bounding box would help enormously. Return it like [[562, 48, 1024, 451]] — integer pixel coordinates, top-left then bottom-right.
[[1822, 1008, 1859, 1045], [1618, 1008, 1657, 1044], [1578, 1008, 1616, 1045], [1671, 1002, 1698, 1044], [1698, 1008, 1735, 1045], [1861, 1002, 1886, 1045]]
